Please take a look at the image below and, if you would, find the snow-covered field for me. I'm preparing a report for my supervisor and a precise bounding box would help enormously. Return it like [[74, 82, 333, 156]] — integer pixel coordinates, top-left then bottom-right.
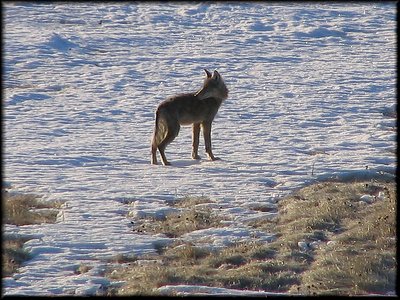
[[3, 2, 396, 296]]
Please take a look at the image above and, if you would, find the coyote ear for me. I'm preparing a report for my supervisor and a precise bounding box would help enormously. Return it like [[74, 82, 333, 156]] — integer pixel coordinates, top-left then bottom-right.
[[212, 70, 220, 80], [204, 69, 212, 78]]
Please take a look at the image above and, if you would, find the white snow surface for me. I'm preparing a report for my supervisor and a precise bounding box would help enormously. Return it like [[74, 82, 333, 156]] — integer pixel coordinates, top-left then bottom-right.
[[2, 2, 396, 296], [157, 284, 288, 296]]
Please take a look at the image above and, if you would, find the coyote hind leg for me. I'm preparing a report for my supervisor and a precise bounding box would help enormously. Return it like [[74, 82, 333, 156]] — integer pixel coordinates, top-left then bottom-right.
[[151, 144, 158, 165], [157, 124, 180, 166], [158, 144, 170, 166]]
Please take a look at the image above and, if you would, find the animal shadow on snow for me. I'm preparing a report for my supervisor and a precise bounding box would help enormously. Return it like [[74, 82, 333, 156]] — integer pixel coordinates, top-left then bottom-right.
[[164, 158, 219, 168]]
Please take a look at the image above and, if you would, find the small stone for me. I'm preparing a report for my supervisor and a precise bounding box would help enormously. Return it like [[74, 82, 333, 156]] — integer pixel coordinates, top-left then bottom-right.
[[326, 241, 336, 247], [359, 194, 374, 203], [309, 241, 320, 250], [298, 241, 309, 251]]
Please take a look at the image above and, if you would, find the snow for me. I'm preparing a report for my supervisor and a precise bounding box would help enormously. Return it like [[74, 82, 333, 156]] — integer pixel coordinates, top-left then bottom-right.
[[157, 284, 287, 296], [3, 2, 396, 296], [181, 226, 276, 250]]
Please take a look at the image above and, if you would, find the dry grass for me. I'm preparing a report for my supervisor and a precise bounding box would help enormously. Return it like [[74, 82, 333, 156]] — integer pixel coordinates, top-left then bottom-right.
[[2, 190, 62, 277], [3, 191, 62, 226], [167, 195, 214, 208], [107, 241, 298, 295], [293, 180, 396, 295], [106, 179, 396, 296], [2, 236, 32, 277], [132, 196, 227, 238], [275, 179, 396, 295], [74, 264, 94, 275], [107, 196, 297, 295]]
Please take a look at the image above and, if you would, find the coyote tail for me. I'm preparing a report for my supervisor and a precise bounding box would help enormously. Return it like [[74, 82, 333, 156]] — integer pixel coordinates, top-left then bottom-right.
[[151, 109, 167, 148]]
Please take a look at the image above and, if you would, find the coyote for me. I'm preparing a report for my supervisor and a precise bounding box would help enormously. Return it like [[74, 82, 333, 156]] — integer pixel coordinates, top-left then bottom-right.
[[151, 69, 229, 166]]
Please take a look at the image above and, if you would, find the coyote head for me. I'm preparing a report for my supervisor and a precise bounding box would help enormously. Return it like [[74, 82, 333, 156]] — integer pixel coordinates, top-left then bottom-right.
[[195, 69, 229, 101]]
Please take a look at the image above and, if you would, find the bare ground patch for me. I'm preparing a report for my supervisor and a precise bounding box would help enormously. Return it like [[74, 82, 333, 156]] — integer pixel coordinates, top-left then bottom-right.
[[2, 189, 62, 277], [106, 179, 396, 296]]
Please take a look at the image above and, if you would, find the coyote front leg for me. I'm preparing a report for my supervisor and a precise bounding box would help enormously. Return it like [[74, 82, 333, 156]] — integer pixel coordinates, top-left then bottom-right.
[[202, 121, 219, 161], [192, 123, 201, 160]]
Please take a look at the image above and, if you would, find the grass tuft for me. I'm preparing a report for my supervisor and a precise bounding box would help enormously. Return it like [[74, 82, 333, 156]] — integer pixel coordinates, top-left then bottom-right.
[[2, 236, 32, 277], [2, 189, 61, 277], [132, 196, 227, 238], [3, 191, 62, 225]]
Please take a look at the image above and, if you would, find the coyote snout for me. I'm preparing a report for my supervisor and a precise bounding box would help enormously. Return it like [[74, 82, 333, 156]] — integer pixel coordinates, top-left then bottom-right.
[[151, 69, 229, 166]]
